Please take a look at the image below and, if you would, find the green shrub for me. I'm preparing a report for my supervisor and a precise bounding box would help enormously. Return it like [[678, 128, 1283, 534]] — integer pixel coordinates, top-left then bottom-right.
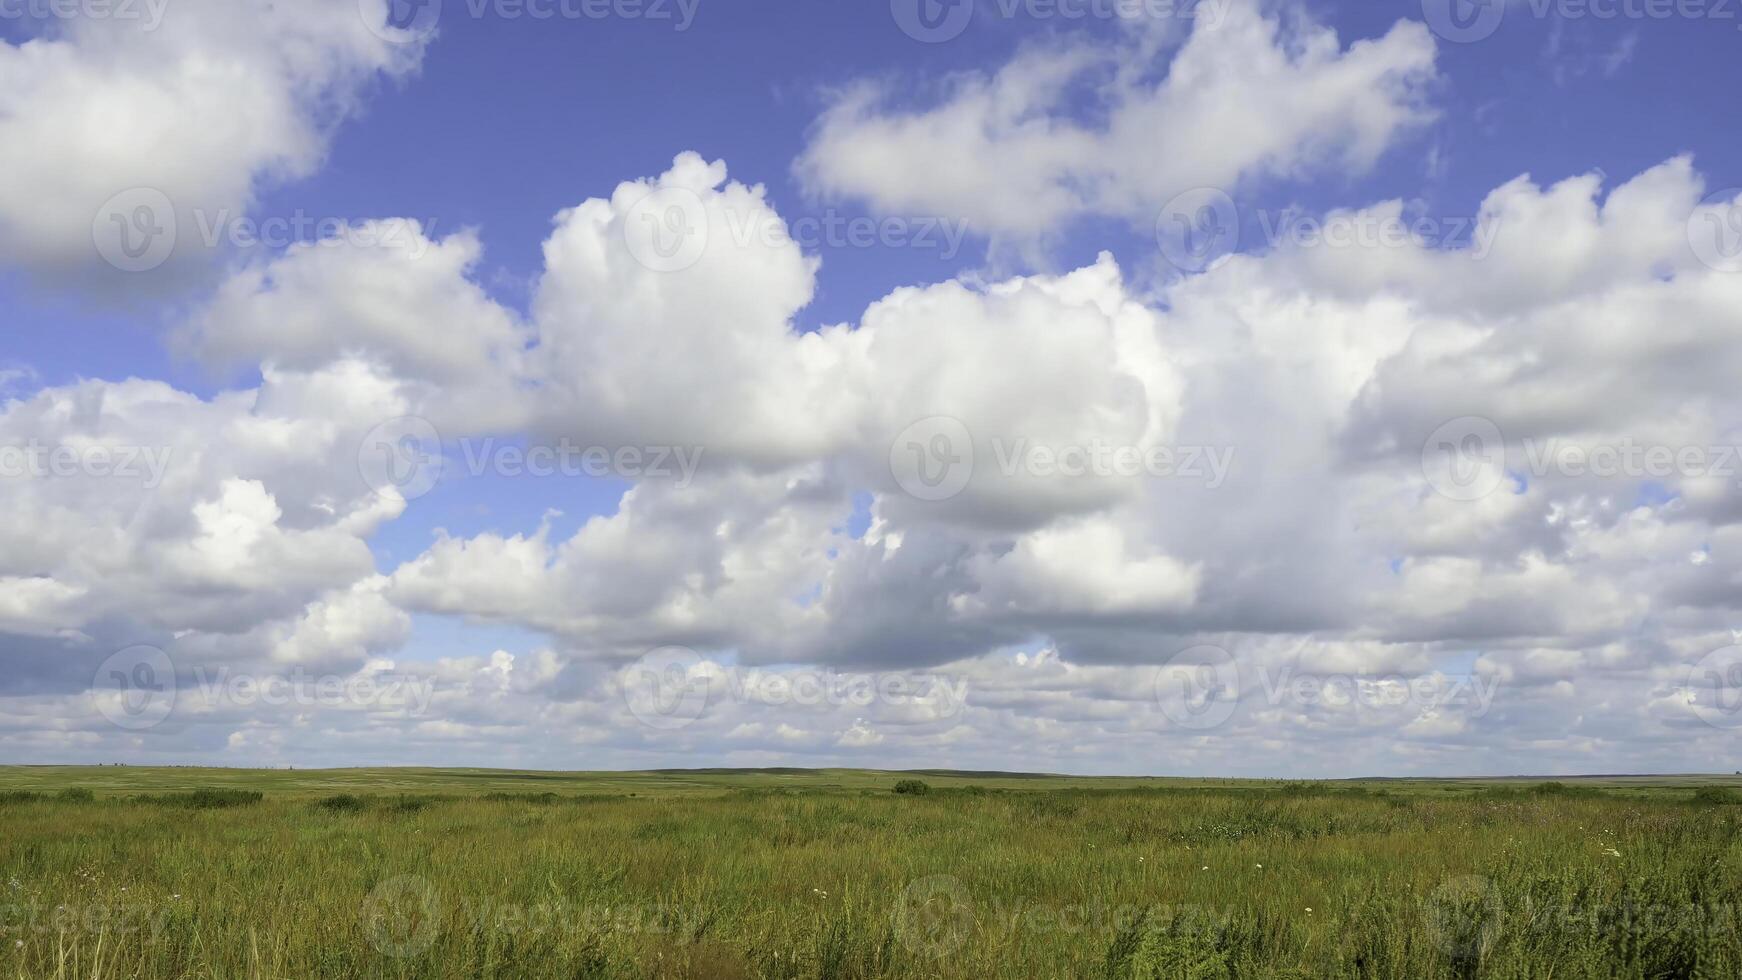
[[1525, 781, 1599, 797], [56, 787, 96, 802], [1691, 787, 1740, 805], [388, 794, 437, 814], [892, 779, 931, 796], [134, 789, 263, 809], [1106, 911, 1233, 980], [316, 794, 368, 812], [482, 791, 561, 804]]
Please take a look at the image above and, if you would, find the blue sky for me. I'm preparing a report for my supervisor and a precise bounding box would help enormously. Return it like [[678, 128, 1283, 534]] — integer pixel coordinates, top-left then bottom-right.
[[8, 1, 1738, 369], [3, 0, 1742, 775], [12, 0, 1738, 540]]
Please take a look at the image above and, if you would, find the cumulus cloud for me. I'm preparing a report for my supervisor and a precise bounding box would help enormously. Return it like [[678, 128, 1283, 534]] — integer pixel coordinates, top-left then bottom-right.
[[0, 0, 426, 282], [0, 360, 417, 697], [6, 139, 1742, 775], [795, 2, 1437, 242]]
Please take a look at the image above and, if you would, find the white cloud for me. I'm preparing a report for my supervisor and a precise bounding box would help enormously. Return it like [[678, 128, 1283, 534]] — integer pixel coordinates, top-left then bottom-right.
[[796, 2, 1437, 242], [0, 0, 426, 280], [6, 146, 1742, 776], [180, 223, 527, 386], [0, 360, 415, 685]]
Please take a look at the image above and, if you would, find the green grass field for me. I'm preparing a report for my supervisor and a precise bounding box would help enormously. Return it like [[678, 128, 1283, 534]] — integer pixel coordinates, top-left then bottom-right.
[[2, 767, 1739, 978]]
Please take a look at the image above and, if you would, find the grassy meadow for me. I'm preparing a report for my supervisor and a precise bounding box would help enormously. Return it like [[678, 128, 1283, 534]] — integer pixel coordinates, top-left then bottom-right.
[[1, 767, 1740, 978]]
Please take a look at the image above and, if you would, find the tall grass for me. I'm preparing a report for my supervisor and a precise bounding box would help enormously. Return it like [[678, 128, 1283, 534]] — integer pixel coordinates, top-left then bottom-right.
[[0, 783, 1737, 977]]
